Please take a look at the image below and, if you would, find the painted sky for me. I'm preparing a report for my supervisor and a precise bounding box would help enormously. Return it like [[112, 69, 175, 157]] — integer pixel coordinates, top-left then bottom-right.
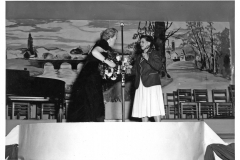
[[6, 19, 230, 53], [6, 19, 140, 52]]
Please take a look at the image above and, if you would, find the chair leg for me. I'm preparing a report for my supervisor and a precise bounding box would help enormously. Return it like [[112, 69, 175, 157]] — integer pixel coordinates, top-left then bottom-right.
[[27, 103, 31, 119], [57, 103, 63, 122], [197, 104, 199, 120], [6, 104, 9, 119], [232, 103, 235, 117], [213, 104, 216, 117], [166, 105, 169, 119], [65, 102, 69, 120], [174, 107, 176, 119], [17, 112, 20, 119], [215, 103, 219, 116], [180, 103, 183, 119], [178, 104, 181, 119], [40, 104, 43, 119]]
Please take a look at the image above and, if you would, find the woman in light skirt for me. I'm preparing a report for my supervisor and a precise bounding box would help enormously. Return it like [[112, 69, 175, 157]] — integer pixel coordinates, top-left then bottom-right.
[[129, 35, 165, 122]]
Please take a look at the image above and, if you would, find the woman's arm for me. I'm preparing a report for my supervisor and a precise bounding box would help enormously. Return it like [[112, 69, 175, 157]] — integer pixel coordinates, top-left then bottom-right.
[[92, 46, 116, 68]]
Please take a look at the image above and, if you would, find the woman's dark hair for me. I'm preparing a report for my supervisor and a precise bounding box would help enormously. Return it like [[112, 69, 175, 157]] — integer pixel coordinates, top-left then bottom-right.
[[140, 35, 154, 48], [100, 28, 118, 40]]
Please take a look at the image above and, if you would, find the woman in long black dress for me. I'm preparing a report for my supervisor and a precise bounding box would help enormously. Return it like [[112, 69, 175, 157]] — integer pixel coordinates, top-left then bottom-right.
[[67, 28, 118, 122]]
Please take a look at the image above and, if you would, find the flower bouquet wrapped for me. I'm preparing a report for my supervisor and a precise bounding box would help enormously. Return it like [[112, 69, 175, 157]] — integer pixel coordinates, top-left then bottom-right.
[[98, 50, 133, 80]]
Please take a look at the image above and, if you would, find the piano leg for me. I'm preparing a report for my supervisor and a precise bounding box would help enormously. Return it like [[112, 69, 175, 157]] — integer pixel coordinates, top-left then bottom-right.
[[12, 102, 15, 120], [27, 103, 31, 119], [41, 104, 43, 120], [63, 100, 68, 120], [57, 103, 63, 122]]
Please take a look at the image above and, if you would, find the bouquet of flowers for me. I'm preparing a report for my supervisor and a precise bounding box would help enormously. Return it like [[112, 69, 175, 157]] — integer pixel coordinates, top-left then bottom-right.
[[98, 50, 133, 80]]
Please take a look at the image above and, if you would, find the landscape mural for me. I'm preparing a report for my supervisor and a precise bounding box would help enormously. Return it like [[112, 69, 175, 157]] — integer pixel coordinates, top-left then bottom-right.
[[6, 19, 233, 118]]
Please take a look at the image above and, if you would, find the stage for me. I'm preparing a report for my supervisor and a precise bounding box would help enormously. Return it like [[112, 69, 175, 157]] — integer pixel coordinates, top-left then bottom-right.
[[6, 119, 234, 143]]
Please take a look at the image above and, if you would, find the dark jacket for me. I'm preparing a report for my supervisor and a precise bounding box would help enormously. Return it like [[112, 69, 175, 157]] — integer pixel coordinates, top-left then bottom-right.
[[131, 48, 162, 89]]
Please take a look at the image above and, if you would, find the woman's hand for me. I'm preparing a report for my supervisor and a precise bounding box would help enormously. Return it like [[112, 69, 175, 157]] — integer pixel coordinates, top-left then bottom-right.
[[142, 53, 149, 60], [105, 59, 116, 68], [125, 65, 133, 69], [125, 65, 133, 74]]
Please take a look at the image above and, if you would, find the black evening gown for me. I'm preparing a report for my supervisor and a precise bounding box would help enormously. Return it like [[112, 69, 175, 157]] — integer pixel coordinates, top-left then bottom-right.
[[67, 39, 110, 122]]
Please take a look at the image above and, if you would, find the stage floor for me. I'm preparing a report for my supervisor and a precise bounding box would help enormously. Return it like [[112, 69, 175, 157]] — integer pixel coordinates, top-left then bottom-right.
[[6, 122, 231, 160], [105, 119, 235, 143]]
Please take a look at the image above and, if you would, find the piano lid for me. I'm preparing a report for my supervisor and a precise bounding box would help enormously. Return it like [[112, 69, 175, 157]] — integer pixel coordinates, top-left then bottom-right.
[[6, 69, 65, 99]]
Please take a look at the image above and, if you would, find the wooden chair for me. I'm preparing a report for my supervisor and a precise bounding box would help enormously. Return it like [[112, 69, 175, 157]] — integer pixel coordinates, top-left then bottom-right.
[[193, 89, 215, 119], [7, 96, 64, 121], [228, 85, 235, 103], [7, 96, 51, 120], [6, 102, 31, 119], [228, 85, 235, 116], [165, 93, 177, 119], [177, 89, 199, 119], [36, 103, 56, 119], [180, 102, 199, 119], [212, 89, 234, 118]]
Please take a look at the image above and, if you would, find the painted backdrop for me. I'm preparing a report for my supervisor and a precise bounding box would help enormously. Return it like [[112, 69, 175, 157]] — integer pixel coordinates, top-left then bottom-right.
[[6, 19, 233, 108]]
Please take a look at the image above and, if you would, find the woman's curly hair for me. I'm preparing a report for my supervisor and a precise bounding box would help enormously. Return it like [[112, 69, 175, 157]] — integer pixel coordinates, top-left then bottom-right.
[[100, 28, 118, 40]]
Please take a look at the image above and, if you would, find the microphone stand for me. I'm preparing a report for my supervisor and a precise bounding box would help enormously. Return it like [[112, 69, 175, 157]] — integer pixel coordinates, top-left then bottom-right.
[[120, 22, 125, 122]]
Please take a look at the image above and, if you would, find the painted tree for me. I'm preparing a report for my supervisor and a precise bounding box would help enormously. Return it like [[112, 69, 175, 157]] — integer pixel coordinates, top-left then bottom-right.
[[205, 22, 216, 55], [185, 22, 210, 70], [184, 21, 231, 79], [154, 22, 181, 78], [205, 22, 218, 73]]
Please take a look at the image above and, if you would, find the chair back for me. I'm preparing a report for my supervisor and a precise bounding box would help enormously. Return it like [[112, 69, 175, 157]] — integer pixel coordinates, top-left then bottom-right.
[[193, 89, 209, 102], [177, 89, 192, 103], [212, 89, 228, 102], [166, 93, 175, 105], [7, 102, 30, 119]]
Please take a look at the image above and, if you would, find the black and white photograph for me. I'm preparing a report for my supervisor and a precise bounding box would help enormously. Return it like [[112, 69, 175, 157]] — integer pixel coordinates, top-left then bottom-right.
[[4, 1, 236, 160]]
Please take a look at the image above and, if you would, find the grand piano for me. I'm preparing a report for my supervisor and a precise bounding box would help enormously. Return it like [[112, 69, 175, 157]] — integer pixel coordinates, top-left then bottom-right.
[[6, 69, 65, 122]]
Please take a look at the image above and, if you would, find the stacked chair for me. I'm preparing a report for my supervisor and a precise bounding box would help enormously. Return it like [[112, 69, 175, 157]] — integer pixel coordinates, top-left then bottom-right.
[[212, 89, 234, 118], [193, 89, 215, 119], [176, 89, 199, 119], [163, 85, 235, 119], [6, 102, 30, 120], [36, 103, 56, 119]]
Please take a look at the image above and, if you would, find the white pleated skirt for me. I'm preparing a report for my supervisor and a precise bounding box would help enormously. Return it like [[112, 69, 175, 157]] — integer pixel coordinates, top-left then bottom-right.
[[132, 78, 165, 118]]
